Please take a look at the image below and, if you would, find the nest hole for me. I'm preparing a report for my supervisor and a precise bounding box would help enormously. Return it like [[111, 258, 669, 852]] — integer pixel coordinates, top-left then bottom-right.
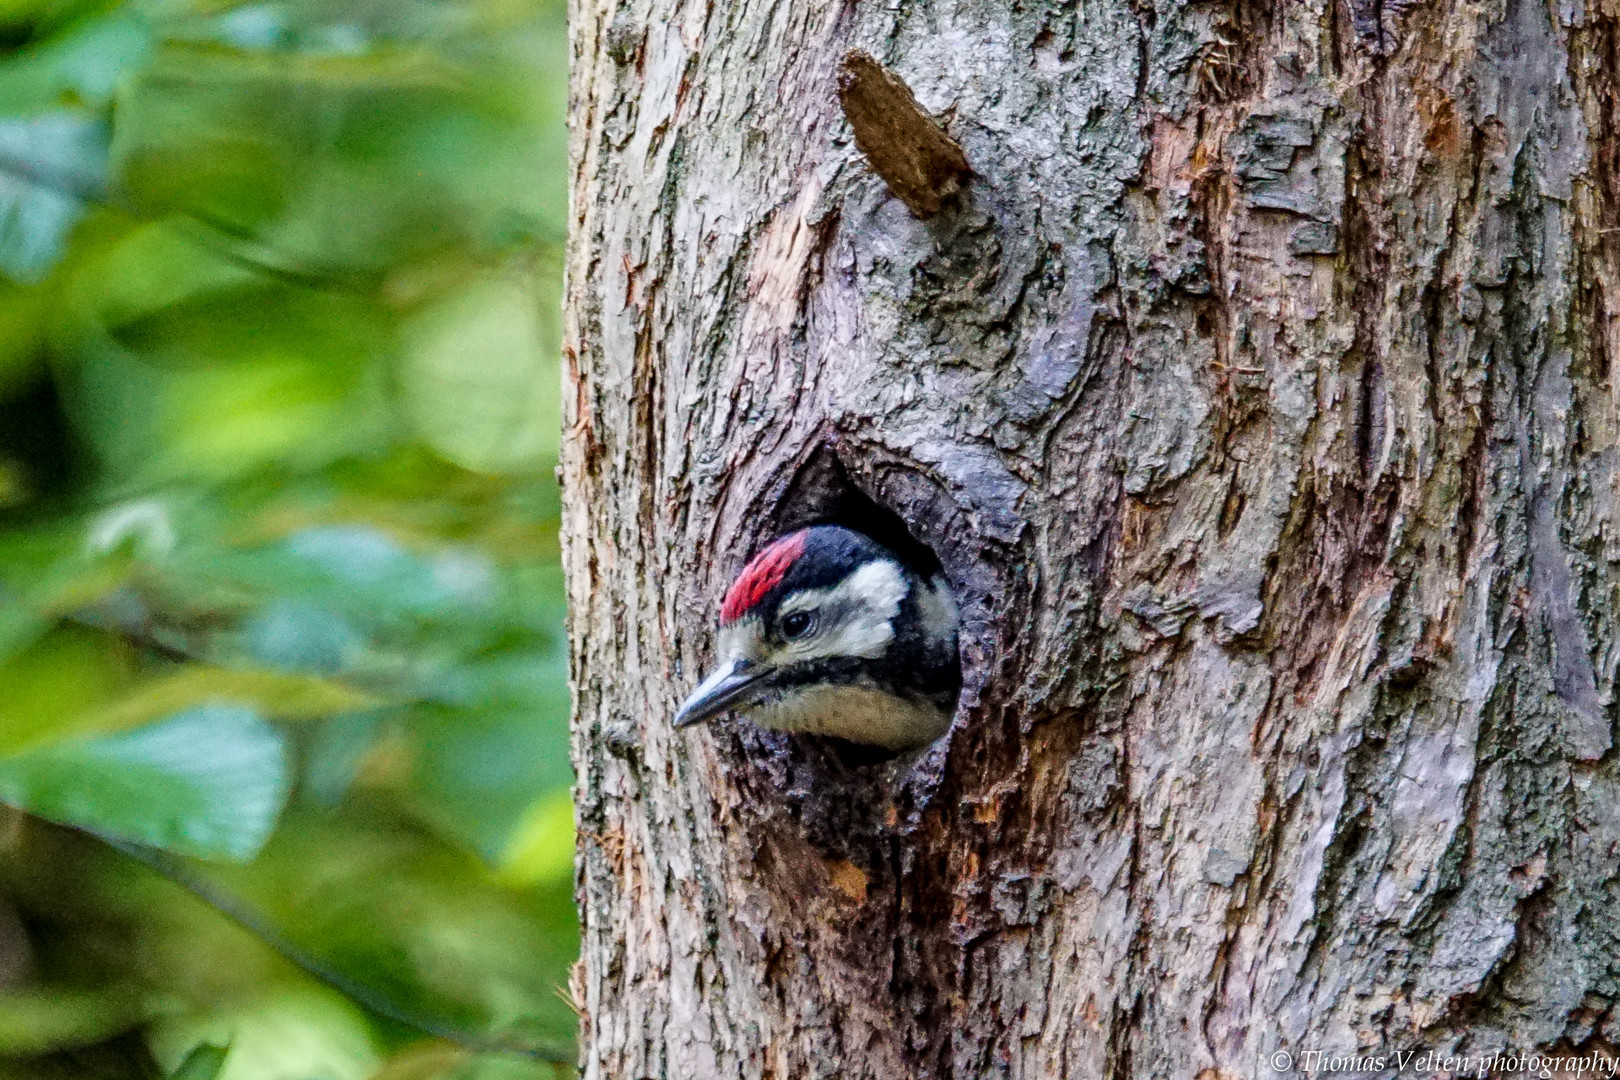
[[727, 444, 974, 865], [769, 448, 945, 581]]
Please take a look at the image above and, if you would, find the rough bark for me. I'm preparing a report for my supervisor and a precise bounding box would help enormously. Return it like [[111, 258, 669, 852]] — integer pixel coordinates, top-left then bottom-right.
[[561, 0, 1620, 1074]]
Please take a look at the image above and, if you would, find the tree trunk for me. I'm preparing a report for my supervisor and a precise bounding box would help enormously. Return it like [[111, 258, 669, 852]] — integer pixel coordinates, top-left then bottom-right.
[[561, 0, 1620, 1073]]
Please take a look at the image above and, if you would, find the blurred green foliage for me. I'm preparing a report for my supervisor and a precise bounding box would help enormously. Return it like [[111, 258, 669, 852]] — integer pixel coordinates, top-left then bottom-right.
[[0, 0, 577, 1074]]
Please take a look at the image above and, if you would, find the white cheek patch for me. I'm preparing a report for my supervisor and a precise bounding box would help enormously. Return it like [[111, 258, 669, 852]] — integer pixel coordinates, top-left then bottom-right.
[[777, 558, 909, 663]]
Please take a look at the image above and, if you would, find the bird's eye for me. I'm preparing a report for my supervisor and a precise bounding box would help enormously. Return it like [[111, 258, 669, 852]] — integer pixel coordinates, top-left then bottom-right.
[[780, 610, 817, 640]]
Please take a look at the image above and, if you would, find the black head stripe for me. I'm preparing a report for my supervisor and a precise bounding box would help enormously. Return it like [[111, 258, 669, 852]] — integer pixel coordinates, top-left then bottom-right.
[[744, 525, 893, 622]]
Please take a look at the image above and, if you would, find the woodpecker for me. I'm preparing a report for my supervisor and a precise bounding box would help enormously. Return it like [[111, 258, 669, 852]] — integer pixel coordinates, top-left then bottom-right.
[[674, 524, 961, 750]]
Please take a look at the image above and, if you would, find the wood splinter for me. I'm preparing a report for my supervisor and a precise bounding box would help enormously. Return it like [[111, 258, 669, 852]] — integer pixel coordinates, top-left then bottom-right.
[[837, 50, 972, 218]]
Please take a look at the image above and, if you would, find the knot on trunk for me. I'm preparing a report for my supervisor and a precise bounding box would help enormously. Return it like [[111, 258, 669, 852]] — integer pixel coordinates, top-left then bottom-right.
[[837, 50, 972, 218]]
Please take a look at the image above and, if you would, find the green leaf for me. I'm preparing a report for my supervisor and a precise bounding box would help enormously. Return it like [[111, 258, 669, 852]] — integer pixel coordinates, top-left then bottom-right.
[[147, 984, 379, 1080], [0, 552, 131, 660], [406, 697, 570, 862], [0, 985, 145, 1055], [81, 665, 380, 737], [493, 786, 573, 887], [160, 358, 386, 480], [0, 624, 133, 756], [0, 704, 291, 860], [190, 809, 581, 1055], [170, 1042, 230, 1080], [144, 42, 458, 93], [0, 111, 108, 283], [397, 275, 557, 474], [0, 12, 152, 113]]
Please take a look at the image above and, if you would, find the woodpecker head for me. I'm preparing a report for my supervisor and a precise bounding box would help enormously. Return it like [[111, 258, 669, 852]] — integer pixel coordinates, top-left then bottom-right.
[[674, 524, 961, 750]]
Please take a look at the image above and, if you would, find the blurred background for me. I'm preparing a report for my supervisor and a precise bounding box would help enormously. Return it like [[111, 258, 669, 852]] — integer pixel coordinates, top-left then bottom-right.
[[0, 0, 576, 1076]]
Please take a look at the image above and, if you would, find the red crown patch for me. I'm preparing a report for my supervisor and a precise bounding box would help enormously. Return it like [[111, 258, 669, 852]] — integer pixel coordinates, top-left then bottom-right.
[[720, 531, 808, 624]]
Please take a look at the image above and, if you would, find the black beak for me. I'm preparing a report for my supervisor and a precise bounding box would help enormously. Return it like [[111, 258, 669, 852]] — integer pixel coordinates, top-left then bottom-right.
[[673, 659, 770, 729]]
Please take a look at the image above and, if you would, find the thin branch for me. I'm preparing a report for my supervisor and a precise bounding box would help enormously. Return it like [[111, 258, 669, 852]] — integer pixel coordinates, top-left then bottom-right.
[[0, 149, 376, 295], [96, 832, 576, 1065]]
